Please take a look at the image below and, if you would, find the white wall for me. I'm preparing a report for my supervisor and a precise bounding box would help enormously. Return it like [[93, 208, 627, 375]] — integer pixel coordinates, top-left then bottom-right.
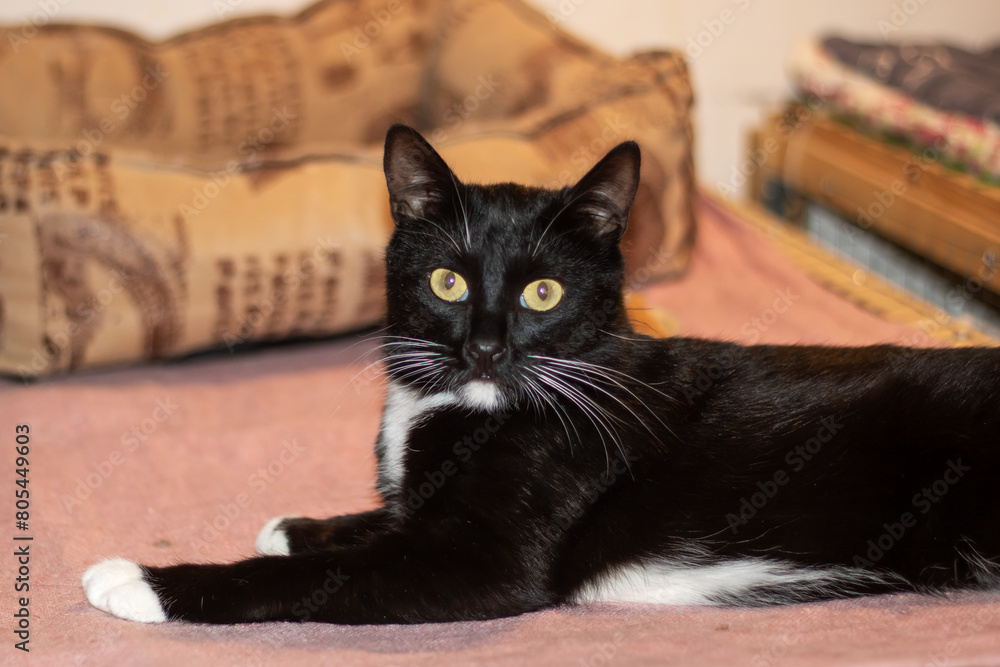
[[2, 0, 998, 195]]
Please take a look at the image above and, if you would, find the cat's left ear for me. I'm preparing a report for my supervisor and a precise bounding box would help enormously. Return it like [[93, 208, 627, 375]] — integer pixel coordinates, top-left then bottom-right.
[[565, 141, 641, 242], [383, 124, 458, 224]]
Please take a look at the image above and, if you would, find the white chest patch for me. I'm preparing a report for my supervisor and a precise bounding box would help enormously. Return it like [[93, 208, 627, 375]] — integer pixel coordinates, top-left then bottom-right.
[[377, 383, 460, 492]]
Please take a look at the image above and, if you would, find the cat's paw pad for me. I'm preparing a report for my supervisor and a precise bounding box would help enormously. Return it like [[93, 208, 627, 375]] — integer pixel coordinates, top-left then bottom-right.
[[255, 516, 291, 556], [82, 559, 167, 623]]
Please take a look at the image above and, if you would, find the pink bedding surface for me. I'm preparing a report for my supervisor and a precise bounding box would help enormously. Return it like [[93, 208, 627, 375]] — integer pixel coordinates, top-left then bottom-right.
[[3, 195, 998, 666]]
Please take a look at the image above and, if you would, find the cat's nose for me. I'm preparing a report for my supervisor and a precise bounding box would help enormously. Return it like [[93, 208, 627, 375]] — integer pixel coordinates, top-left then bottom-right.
[[466, 340, 505, 379]]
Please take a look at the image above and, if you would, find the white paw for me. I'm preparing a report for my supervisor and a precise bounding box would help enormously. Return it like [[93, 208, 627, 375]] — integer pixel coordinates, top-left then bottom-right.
[[82, 559, 167, 623], [255, 516, 291, 556]]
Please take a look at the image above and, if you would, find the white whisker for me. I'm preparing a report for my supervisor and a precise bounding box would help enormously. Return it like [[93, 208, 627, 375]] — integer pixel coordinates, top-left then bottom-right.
[[598, 329, 655, 343], [522, 374, 578, 452], [449, 173, 471, 250], [537, 364, 664, 456], [531, 354, 679, 407], [529, 366, 626, 473], [410, 216, 463, 254], [531, 190, 589, 259], [535, 357, 675, 435]]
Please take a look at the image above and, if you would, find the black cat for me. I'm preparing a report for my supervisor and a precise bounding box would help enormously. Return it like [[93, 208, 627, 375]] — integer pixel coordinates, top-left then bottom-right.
[[84, 124, 1000, 624]]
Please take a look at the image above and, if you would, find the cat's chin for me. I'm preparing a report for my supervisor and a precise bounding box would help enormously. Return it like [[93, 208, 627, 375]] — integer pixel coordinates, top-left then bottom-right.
[[461, 380, 504, 412]]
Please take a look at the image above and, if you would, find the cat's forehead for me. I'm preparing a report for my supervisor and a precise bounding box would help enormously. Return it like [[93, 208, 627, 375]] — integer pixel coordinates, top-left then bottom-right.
[[392, 180, 590, 276], [461, 182, 562, 245], [476, 182, 556, 215]]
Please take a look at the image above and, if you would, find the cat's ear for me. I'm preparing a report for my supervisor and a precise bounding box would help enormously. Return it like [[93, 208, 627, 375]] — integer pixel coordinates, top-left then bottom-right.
[[383, 124, 458, 223], [565, 141, 641, 242]]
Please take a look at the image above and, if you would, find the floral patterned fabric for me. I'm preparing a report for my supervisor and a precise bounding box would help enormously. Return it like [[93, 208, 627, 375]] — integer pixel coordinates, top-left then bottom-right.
[[789, 37, 1000, 184]]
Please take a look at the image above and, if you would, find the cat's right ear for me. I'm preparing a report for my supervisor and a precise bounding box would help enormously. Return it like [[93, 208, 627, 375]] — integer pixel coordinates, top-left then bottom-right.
[[383, 124, 457, 224]]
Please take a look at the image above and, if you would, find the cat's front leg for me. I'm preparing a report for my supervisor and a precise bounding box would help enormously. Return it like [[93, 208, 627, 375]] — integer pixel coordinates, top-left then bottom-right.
[[84, 531, 550, 624], [255, 507, 395, 555]]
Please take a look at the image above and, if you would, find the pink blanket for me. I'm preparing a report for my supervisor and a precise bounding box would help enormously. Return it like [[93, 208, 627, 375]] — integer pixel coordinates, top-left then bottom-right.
[[4, 196, 999, 666]]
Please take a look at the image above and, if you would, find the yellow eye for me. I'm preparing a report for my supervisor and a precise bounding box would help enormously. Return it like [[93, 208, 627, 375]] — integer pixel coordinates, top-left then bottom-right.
[[429, 268, 469, 302], [520, 279, 563, 311]]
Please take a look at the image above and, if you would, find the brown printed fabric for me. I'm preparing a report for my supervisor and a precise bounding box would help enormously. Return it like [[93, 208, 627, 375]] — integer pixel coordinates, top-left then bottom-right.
[[0, 0, 695, 377]]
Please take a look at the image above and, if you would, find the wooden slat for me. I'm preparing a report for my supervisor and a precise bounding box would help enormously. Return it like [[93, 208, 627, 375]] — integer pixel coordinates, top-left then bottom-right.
[[708, 191, 996, 347], [753, 112, 1000, 294]]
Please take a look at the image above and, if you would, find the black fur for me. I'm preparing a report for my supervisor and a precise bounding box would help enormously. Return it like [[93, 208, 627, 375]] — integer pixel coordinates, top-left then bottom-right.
[[111, 125, 1000, 624]]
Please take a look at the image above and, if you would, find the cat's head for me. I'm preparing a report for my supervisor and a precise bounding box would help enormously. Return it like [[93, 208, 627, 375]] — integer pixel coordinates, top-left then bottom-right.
[[381, 124, 641, 412]]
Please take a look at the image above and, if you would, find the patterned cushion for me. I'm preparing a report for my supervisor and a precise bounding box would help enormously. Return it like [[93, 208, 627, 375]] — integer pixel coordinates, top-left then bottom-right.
[[0, 0, 694, 377]]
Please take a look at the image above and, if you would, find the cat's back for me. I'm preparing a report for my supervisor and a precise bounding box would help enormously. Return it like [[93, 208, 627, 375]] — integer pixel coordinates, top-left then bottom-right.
[[639, 336, 1000, 406], [617, 336, 1000, 459]]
